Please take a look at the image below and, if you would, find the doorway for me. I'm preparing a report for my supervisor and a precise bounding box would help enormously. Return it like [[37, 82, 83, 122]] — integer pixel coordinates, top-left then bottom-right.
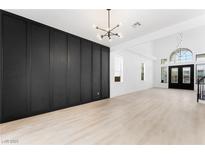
[[169, 64, 194, 90]]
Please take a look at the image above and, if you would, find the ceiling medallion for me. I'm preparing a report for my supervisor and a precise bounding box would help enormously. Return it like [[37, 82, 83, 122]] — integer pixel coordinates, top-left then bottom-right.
[[93, 9, 122, 42]]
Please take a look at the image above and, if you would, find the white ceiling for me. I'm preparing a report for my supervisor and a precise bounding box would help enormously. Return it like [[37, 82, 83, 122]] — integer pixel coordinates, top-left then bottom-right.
[[6, 9, 205, 47]]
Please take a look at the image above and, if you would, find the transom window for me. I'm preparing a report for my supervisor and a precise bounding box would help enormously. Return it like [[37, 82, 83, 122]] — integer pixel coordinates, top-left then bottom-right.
[[170, 48, 193, 64]]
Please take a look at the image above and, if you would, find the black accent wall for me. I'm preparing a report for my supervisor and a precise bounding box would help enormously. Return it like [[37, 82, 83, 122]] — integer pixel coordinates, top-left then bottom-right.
[[101, 47, 110, 98], [0, 11, 3, 123], [92, 43, 102, 101], [30, 23, 50, 114], [2, 14, 28, 121], [68, 36, 81, 106], [0, 10, 110, 123], [50, 29, 68, 110], [81, 40, 92, 104]]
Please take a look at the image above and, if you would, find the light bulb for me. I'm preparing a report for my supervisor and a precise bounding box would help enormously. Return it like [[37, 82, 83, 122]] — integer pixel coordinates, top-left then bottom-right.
[[119, 22, 122, 26], [109, 38, 112, 42], [118, 33, 123, 38], [97, 34, 102, 40]]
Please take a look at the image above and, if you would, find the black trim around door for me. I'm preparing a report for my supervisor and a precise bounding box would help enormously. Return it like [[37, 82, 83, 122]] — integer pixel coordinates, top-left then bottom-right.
[[169, 64, 194, 90]]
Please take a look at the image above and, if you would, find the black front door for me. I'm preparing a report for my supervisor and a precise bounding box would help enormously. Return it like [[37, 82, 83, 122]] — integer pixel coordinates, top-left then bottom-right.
[[169, 64, 194, 90]]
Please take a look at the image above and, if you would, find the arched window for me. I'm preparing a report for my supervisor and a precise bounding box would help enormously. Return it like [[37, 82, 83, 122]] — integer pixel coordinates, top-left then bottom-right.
[[170, 48, 193, 63]]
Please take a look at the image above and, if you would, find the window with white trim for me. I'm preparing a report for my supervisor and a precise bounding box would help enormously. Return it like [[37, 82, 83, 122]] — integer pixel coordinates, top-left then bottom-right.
[[161, 67, 167, 83], [196, 64, 205, 82], [141, 63, 145, 81], [114, 56, 123, 82], [161, 59, 167, 65], [196, 53, 205, 62]]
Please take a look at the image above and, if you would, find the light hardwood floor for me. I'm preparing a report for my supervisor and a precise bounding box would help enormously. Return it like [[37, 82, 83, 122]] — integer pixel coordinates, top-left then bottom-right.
[[1, 88, 205, 144]]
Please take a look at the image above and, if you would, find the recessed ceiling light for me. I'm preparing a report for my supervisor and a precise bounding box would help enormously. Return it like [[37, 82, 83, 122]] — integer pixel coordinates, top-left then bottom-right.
[[132, 22, 141, 28]]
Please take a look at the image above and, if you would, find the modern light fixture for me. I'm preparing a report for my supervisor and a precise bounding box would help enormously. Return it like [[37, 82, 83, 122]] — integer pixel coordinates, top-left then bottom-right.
[[93, 9, 122, 41]]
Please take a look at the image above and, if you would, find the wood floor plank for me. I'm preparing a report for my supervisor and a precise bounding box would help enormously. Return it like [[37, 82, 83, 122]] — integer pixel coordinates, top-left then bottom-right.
[[1, 88, 205, 144]]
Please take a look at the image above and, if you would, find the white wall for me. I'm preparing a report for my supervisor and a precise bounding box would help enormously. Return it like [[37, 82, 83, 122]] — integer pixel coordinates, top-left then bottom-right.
[[110, 16, 205, 97], [110, 43, 154, 98], [153, 25, 205, 89]]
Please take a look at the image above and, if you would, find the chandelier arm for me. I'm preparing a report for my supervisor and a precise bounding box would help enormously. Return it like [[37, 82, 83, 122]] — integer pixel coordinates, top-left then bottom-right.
[[110, 24, 120, 32], [110, 32, 117, 35], [110, 32, 120, 37], [97, 27, 108, 33], [102, 33, 109, 37], [103, 31, 109, 36], [102, 34, 107, 37]]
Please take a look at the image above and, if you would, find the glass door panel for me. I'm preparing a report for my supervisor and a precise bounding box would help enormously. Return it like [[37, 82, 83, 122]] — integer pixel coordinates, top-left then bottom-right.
[[183, 67, 190, 84], [197, 64, 205, 83], [169, 64, 194, 90], [171, 68, 178, 83]]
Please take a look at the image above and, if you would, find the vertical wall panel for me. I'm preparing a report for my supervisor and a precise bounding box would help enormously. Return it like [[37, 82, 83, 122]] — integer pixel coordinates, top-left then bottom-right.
[[92, 43, 101, 100], [2, 15, 28, 121], [51, 30, 68, 109], [68, 36, 81, 106], [101, 46, 109, 98], [30, 23, 50, 113], [81, 40, 92, 103], [0, 11, 2, 122], [0, 11, 110, 123]]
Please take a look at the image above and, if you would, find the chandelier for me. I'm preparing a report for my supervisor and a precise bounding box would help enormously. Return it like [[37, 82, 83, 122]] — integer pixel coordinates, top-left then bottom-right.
[[93, 9, 122, 41]]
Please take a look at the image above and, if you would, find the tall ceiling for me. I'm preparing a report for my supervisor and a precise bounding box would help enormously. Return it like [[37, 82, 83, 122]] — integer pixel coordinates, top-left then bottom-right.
[[6, 9, 205, 47]]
